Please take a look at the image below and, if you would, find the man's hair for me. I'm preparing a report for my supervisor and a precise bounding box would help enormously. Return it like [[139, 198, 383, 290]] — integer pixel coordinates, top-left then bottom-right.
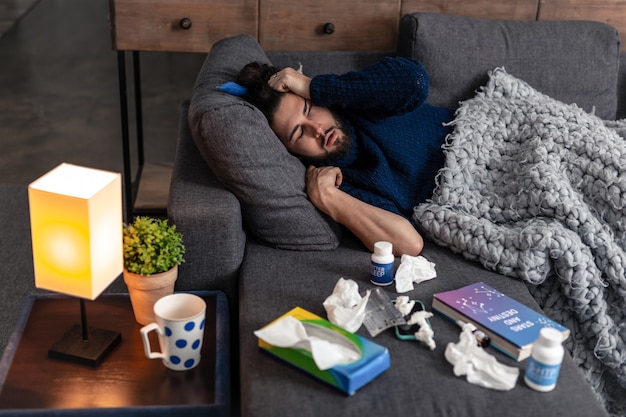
[[236, 62, 283, 124]]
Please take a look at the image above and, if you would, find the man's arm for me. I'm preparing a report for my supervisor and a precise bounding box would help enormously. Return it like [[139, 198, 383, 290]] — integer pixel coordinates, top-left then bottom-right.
[[306, 166, 423, 257], [310, 57, 429, 117], [268, 57, 429, 117]]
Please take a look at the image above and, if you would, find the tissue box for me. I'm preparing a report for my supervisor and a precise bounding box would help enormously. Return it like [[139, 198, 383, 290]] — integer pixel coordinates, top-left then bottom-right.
[[257, 307, 390, 395]]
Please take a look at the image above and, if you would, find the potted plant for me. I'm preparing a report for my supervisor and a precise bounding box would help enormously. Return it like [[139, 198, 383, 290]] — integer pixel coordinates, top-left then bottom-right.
[[122, 216, 186, 325]]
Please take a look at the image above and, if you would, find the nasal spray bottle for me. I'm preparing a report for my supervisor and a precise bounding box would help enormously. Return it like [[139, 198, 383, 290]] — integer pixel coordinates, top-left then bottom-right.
[[370, 241, 394, 286], [524, 327, 564, 392]]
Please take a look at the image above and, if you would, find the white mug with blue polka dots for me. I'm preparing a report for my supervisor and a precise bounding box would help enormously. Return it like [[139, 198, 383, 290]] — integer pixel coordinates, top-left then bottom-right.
[[140, 293, 206, 371]]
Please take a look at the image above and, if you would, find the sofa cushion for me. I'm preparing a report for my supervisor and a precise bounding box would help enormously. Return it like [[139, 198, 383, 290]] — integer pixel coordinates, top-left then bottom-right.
[[188, 35, 342, 250], [238, 235, 609, 417], [398, 13, 621, 120]]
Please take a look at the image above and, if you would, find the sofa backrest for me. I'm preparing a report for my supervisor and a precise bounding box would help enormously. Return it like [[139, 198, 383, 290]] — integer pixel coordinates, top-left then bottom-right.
[[398, 13, 622, 120]]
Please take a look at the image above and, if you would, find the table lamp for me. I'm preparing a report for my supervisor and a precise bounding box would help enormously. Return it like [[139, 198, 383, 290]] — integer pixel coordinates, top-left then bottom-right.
[[28, 163, 123, 366]]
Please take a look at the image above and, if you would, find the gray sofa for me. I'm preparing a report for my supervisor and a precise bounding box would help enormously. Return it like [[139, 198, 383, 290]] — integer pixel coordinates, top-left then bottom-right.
[[169, 12, 626, 417]]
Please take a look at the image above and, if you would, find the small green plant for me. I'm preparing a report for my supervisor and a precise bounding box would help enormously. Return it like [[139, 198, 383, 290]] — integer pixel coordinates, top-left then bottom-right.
[[123, 216, 185, 275]]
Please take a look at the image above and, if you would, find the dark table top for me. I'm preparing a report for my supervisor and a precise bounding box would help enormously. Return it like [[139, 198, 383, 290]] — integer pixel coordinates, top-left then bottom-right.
[[0, 291, 230, 416]]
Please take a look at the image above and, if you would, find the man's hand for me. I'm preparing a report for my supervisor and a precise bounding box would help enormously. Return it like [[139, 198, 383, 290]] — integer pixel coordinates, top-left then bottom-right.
[[268, 67, 312, 99], [304, 166, 424, 257], [305, 166, 342, 215]]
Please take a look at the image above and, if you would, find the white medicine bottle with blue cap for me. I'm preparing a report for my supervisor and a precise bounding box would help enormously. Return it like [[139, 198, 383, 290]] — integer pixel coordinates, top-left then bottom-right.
[[524, 327, 564, 392], [370, 241, 394, 286]]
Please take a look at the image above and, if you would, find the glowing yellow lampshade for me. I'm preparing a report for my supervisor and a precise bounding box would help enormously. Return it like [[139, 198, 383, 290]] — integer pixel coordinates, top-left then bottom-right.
[[28, 163, 123, 300]]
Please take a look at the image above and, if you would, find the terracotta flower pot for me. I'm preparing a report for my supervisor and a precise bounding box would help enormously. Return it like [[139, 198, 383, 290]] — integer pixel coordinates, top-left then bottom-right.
[[123, 265, 178, 325]]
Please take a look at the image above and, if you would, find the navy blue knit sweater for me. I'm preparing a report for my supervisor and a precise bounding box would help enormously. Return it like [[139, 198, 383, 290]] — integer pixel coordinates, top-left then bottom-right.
[[309, 57, 454, 218]]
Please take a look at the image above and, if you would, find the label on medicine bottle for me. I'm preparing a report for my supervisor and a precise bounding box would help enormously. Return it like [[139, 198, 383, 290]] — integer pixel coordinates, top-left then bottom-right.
[[525, 358, 562, 390], [524, 327, 564, 392]]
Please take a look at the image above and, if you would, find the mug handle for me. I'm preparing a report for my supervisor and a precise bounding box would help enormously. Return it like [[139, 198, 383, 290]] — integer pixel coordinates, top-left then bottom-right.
[[140, 323, 167, 360]]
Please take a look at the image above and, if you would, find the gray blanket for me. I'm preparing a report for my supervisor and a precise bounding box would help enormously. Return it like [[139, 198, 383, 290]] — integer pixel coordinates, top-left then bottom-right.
[[414, 68, 626, 416]]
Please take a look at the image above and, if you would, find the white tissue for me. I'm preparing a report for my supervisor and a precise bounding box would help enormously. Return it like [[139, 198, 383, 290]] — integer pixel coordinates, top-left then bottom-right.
[[254, 315, 361, 370], [394, 296, 415, 316], [445, 324, 519, 391], [395, 254, 437, 293], [323, 278, 371, 332], [408, 310, 436, 350]]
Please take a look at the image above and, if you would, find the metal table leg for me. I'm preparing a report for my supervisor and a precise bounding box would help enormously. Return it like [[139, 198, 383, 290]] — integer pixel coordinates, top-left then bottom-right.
[[116, 51, 145, 222]]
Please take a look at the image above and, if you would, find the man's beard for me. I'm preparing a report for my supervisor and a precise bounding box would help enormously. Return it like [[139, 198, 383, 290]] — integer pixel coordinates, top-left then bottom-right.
[[323, 108, 353, 161]]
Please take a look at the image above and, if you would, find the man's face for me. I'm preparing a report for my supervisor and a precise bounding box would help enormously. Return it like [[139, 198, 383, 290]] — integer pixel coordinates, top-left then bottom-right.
[[270, 93, 352, 160]]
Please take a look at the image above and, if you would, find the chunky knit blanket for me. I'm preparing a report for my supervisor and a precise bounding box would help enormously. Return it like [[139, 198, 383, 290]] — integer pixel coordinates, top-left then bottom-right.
[[414, 68, 626, 416]]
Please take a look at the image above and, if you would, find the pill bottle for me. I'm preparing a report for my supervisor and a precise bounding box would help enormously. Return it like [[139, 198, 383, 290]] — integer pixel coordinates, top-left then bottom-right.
[[370, 241, 394, 286], [524, 327, 564, 392]]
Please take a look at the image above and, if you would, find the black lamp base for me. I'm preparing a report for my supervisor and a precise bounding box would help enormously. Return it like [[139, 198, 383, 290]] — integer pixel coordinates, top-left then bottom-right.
[[48, 324, 121, 367]]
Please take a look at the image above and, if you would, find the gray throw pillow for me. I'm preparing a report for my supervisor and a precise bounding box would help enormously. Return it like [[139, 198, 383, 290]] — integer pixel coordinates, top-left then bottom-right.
[[188, 35, 342, 250], [398, 13, 620, 120]]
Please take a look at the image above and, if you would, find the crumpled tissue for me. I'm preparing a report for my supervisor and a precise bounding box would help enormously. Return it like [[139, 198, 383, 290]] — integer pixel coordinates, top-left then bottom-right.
[[445, 324, 519, 390], [395, 254, 437, 293], [408, 310, 436, 350], [395, 296, 436, 349], [394, 296, 415, 316], [254, 315, 361, 370], [323, 277, 371, 332]]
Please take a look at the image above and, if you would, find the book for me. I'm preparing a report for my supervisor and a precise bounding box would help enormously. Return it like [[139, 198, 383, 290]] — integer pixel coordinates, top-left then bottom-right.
[[432, 282, 570, 361]]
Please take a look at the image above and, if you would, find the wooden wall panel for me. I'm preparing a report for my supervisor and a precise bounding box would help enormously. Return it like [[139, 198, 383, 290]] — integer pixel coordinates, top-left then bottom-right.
[[401, 0, 539, 21], [109, 0, 625, 52], [537, 0, 626, 49]]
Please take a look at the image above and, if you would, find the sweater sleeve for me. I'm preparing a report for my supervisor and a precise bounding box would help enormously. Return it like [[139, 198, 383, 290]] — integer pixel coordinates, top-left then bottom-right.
[[309, 57, 430, 118]]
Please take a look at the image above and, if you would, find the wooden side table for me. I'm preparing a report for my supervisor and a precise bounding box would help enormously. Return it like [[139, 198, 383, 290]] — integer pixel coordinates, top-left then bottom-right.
[[0, 291, 230, 416], [108, 0, 258, 220]]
